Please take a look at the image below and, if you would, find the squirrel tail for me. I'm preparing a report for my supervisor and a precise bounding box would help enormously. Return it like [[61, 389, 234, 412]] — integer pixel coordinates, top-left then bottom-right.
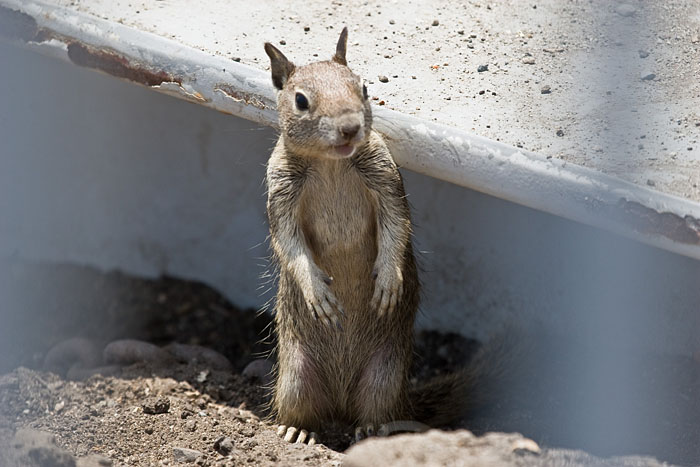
[[410, 328, 526, 427]]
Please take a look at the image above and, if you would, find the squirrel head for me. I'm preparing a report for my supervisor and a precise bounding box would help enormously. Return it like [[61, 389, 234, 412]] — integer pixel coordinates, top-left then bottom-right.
[[264, 27, 372, 160]]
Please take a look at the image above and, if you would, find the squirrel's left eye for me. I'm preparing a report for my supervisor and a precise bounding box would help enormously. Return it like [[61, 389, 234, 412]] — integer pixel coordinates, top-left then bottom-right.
[[295, 92, 309, 110], [362, 84, 368, 100]]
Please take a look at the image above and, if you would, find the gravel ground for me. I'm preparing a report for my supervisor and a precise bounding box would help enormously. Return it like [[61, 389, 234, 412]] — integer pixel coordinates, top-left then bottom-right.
[[1, 261, 700, 466]]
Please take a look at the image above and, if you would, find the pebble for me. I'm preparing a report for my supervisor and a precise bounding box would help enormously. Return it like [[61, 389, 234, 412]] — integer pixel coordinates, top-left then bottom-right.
[[76, 454, 113, 466], [432, 20, 439, 26], [646, 179, 656, 187], [511, 438, 541, 455], [172, 447, 202, 463], [164, 343, 232, 371], [640, 71, 655, 81], [522, 56, 536, 65], [378, 75, 389, 83], [143, 398, 170, 415], [389, 19, 395, 25], [615, 4, 636, 17], [638, 49, 649, 58], [692, 35, 699, 44], [103, 339, 172, 366], [540, 85, 551, 94], [303, 26, 310, 32], [44, 337, 102, 374], [477, 64, 488, 72], [279, 40, 286, 45], [214, 436, 235, 456], [556, 129, 564, 137], [185, 419, 198, 432]]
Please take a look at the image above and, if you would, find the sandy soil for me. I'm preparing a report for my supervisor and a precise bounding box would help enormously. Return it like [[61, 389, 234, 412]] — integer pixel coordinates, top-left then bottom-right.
[[1, 261, 699, 466]]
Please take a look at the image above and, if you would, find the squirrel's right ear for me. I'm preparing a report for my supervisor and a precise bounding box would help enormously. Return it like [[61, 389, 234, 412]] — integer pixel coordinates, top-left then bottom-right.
[[264, 43, 295, 90]]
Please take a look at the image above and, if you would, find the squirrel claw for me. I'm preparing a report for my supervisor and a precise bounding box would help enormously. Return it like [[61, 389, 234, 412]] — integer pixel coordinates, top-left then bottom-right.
[[278, 425, 317, 445]]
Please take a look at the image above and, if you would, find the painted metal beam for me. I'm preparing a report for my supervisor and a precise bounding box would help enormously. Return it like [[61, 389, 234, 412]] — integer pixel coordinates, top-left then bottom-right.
[[1, 0, 699, 260]]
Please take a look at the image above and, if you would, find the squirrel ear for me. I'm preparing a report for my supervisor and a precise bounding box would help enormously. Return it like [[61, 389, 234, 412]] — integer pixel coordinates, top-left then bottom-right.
[[264, 43, 295, 90], [333, 26, 348, 66]]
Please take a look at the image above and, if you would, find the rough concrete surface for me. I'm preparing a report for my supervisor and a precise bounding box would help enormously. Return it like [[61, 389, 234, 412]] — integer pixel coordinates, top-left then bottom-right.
[[62, 0, 700, 202]]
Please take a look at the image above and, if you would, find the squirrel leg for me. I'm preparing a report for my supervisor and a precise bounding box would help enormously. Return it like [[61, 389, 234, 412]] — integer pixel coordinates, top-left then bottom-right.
[[273, 340, 329, 443], [351, 343, 410, 433]]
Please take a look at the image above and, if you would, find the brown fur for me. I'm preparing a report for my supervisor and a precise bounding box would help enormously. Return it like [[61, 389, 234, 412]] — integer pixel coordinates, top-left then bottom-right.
[[264, 29, 419, 433], [262, 28, 511, 440]]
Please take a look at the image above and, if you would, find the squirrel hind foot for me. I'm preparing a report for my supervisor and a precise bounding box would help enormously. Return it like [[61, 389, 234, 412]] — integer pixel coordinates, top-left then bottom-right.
[[277, 425, 318, 445]]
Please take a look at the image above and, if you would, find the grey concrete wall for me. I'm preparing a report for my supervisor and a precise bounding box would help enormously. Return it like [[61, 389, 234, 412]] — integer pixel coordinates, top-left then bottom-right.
[[2, 43, 699, 356]]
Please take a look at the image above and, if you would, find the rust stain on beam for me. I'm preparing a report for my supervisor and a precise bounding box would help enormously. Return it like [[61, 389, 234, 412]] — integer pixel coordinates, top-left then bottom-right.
[[67, 43, 181, 87], [617, 199, 700, 245], [214, 84, 273, 112]]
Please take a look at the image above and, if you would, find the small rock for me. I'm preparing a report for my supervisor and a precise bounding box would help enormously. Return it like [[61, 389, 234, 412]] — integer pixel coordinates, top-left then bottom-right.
[[143, 398, 170, 415], [457, 30, 465, 35], [185, 419, 198, 432], [378, 75, 389, 83], [511, 438, 541, 455], [214, 436, 234, 456], [279, 40, 286, 45], [232, 57, 241, 62], [638, 49, 649, 58], [76, 454, 113, 467], [389, 19, 395, 25], [540, 85, 551, 94], [692, 35, 699, 44], [640, 71, 655, 81], [522, 56, 536, 65], [103, 340, 172, 366], [477, 64, 488, 72], [172, 447, 202, 463], [431, 20, 439, 26], [556, 129, 564, 137], [303, 26, 310, 32], [615, 4, 636, 17], [54, 401, 65, 413], [646, 179, 656, 187], [145, 427, 154, 435]]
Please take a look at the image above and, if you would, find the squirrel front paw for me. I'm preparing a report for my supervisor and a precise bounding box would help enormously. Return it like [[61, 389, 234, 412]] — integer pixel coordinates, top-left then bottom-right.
[[301, 273, 344, 328], [370, 264, 404, 316]]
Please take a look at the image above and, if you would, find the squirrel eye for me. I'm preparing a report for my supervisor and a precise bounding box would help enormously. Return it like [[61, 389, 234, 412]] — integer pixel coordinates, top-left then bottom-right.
[[362, 84, 368, 100], [295, 92, 309, 110]]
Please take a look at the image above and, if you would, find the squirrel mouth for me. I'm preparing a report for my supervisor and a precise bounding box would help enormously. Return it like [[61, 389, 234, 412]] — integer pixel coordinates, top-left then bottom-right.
[[333, 144, 356, 158]]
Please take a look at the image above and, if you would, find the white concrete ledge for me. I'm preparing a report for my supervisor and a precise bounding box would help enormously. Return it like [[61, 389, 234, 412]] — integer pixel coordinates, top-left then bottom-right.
[[2, 0, 699, 260]]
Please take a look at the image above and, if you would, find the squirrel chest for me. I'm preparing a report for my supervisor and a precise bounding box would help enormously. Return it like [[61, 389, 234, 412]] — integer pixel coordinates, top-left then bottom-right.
[[298, 158, 378, 282]]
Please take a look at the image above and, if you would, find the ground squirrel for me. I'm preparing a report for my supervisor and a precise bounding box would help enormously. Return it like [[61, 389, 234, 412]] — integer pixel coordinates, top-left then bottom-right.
[[264, 28, 478, 445]]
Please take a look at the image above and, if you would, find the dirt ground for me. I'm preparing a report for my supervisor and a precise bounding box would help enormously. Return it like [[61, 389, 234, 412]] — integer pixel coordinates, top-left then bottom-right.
[[1, 261, 699, 466]]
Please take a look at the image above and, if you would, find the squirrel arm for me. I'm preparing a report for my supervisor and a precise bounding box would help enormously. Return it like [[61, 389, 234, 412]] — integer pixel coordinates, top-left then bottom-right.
[[267, 157, 343, 324], [266, 161, 324, 285], [354, 139, 412, 272]]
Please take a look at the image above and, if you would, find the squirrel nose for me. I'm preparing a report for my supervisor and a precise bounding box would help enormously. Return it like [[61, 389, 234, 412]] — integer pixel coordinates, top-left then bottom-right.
[[340, 122, 361, 140]]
